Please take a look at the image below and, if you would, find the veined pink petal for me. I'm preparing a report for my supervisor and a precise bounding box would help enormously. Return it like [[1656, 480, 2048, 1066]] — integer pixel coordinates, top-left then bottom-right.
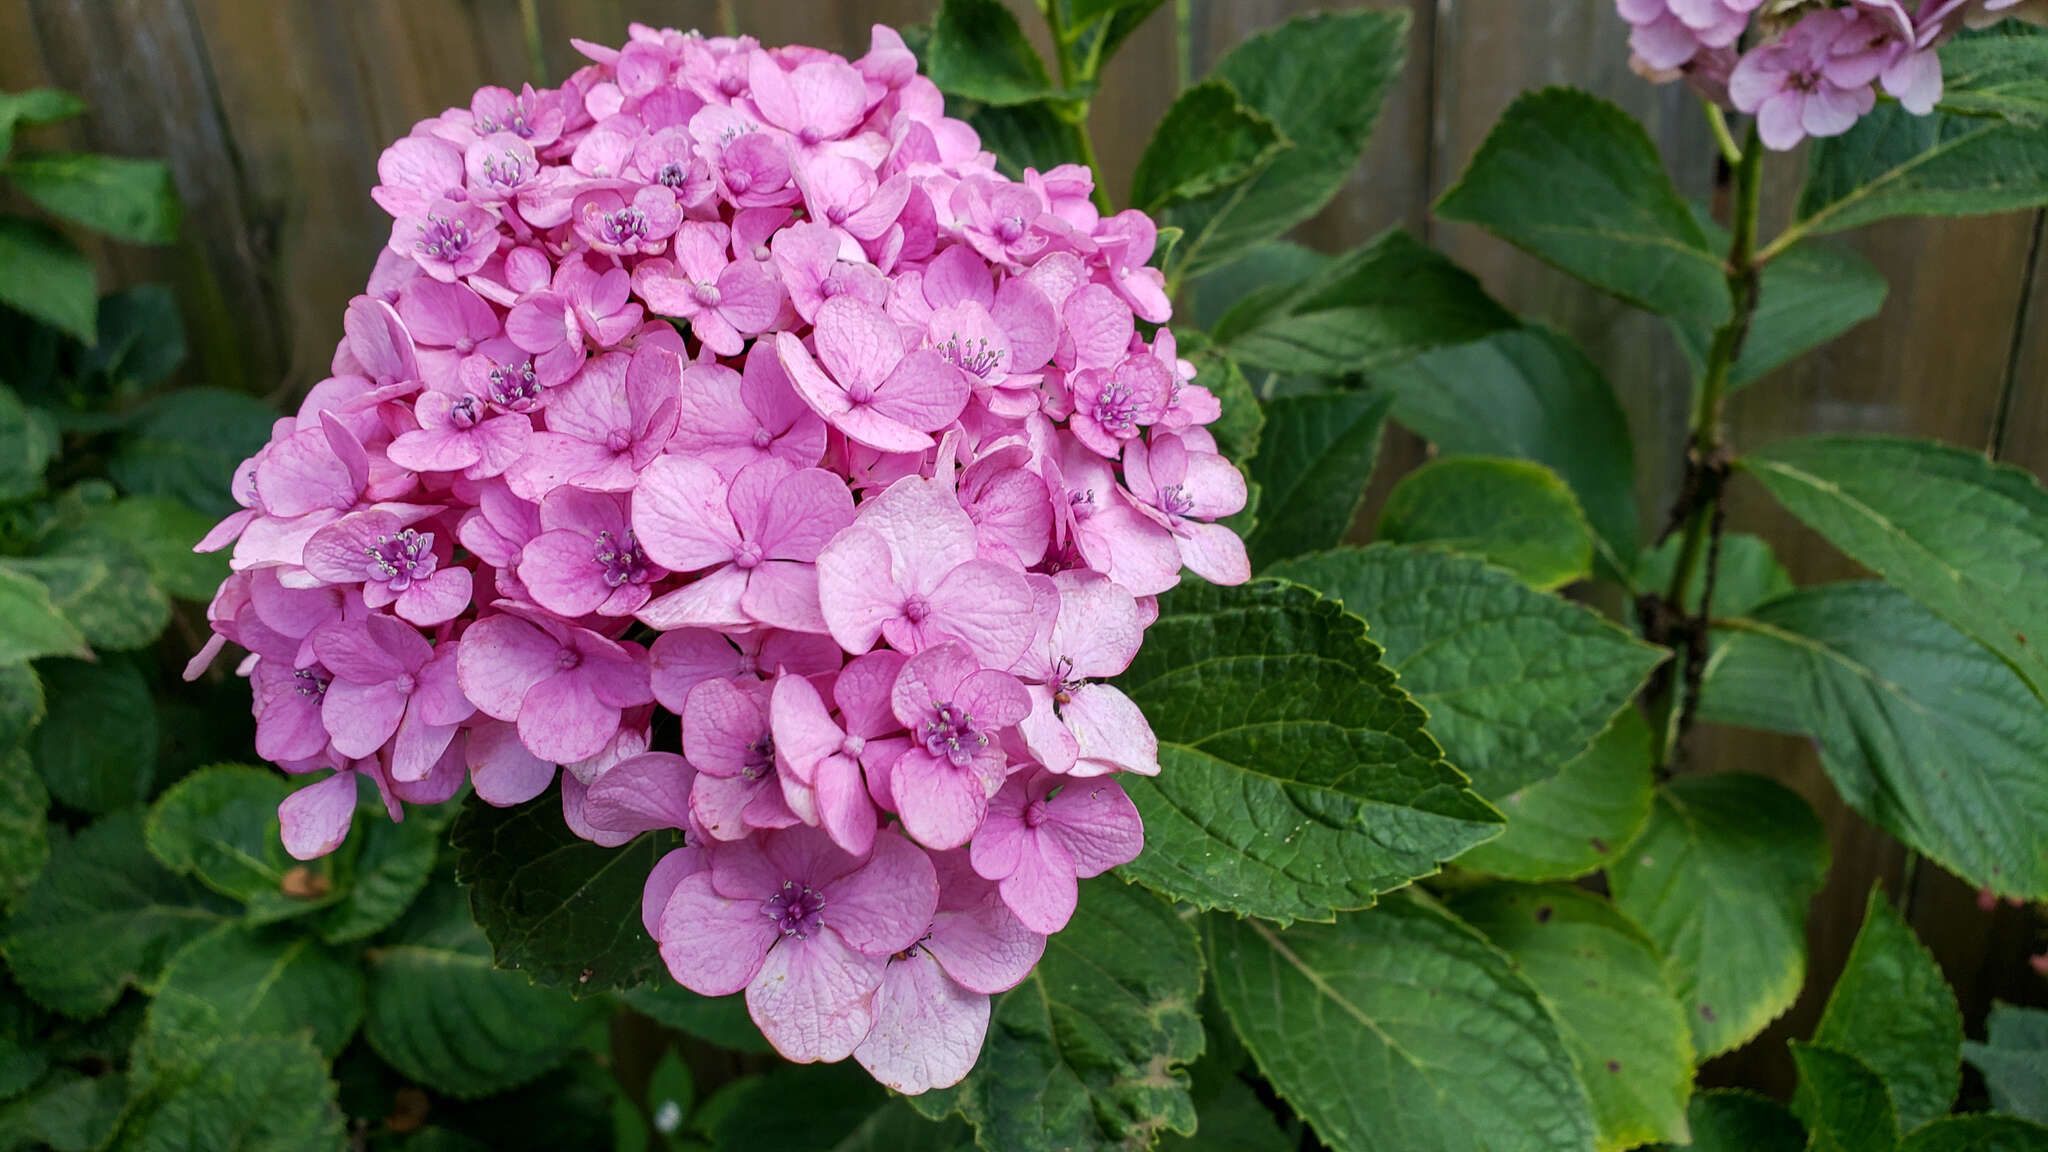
[[746, 930, 884, 1064], [853, 952, 988, 1094]]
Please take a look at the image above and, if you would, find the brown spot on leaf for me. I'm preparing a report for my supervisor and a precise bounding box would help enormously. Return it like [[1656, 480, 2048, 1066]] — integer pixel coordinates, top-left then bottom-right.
[[1700, 1004, 1717, 1022], [1606, 1060, 1620, 1074], [1534, 905, 1553, 924], [1589, 837, 1609, 854], [281, 866, 331, 900], [388, 1087, 430, 1134]]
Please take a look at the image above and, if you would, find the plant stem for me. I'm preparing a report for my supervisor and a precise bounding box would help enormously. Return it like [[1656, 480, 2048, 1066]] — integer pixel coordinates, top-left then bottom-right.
[[1174, 0, 1193, 94], [1704, 102, 1743, 168], [1044, 2, 1115, 215], [519, 0, 548, 85], [1647, 122, 1765, 768]]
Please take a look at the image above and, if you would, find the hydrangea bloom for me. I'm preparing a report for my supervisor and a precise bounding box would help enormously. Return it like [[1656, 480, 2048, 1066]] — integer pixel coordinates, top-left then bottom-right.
[[188, 21, 1248, 1091], [1620, 0, 2043, 148]]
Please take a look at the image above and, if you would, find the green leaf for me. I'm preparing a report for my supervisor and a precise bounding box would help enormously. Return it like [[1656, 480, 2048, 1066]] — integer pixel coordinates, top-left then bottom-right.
[[1699, 583, 2048, 899], [116, 1032, 345, 1152], [80, 498, 226, 602], [1449, 884, 1693, 1152], [0, 1069, 127, 1152], [1131, 81, 1286, 213], [450, 790, 677, 995], [144, 765, 341, 922], [1269, 545, 1665, 800], [1793, 1044, 1898, 1152], [0, 566, 86, 665], [81, 284, 187, 391], [1901, 1115, 2048, 1152], [714, 1062, 970, 1152], [364, 880, 603, 1099], [1157, 1058, 1292, 1152], [144, 925, 364, 1058], [1743, 436, 2048, 701], [4, 153, 178, 245], [0, 89, 86, 159], [13, 533, 172, 652], [30, 658, 156, 815], [0, 217, 95, 343], [617, 984, 770, 1053], [1177, 336, 1261, 467], [962, 101, 1082, 178], [1212, 892, 1597, 1152], [1673, 221, 1888, 389], [931, 879, 1202, 1152], [1655, 1090, 1806, 1152], [1112, 579, 1499, 921], [1436, 88, 1730, 325], [1636, 531, 1794, 619], [1939, 26, 2048, 126], [1243, 389, 1392, 570], [0, 751, 49, 913], [2, 807, 226, 1018], [1058, 0, 1169, 81], [1964, 1003, 2048, 1124], [1374, 457, 1595, 590], [0, 384, 55, 502], [315, 800, 442, 944], [1191, 240, 1328, 332], [0, 663, 42, 759], [1213, 229, 1516, 378], [1376, 326, 1640, 575], [1453, 708, 1655, 882], [925, 0, 1062, 105], [109, 387, 277, 520], [1813, 890, 1962, 1131], [1608, 773, 1829, 1058], [1796, 103, 2048, 236], [1162, 9, 1410, 278]]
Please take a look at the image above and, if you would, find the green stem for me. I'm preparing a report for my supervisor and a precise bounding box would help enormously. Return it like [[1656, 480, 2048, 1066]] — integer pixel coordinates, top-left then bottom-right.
[[1044, 2, 1115, 215], [1704, 101, 1743, 168], [519, 0, 548, 84], [1647, 122, 1765, 768], [1174, 0, 1193, 94]]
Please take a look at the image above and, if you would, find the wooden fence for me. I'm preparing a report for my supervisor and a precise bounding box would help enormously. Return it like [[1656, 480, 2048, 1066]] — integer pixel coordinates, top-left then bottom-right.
[[7, 0, 2043, 1097]]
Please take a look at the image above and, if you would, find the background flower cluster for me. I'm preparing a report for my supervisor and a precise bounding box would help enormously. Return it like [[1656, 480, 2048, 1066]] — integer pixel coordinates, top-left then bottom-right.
[[187, 21, 1246, 1093]]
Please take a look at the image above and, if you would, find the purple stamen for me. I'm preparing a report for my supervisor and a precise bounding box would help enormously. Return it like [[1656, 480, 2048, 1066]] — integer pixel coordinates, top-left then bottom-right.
[[488, 358, 544, 411], [593, 529, 650, 588], [415, 215, 474, 260], [922, 702, 987, 768], [365, 529, 436, 586], [765, 880, 826, 938]]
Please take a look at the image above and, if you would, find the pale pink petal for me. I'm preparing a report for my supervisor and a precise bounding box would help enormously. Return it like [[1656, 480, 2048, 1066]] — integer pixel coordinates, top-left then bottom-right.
[[660, 872, 777, 996], [468, 720, 557, 804], [632, 456, 740, 571], [280, 772, 359, 861], [642, 844, 706, 939], [746, 931, 884, 1064], [892, 749, 989, 851], [586, 752, 697, 834], [456, 615, 560, 721], [829, 829, 938, 955], [1000, 836, 1078, 935], [854, 953, 988, 1094], [518, 673, 620, 764]]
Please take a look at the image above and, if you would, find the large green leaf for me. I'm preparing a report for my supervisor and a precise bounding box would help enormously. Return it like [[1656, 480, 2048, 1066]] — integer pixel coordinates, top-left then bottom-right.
[[1743, 437, 2048, 701], [450, 790, 677, 995], [1212, 229, 1515, 378], [925, 0, 1062, 105], [1211, 893, 1596, 1152], [13, 533, 172, 652], [1435, 88, 1729, 326], [81, 284, 187, 392], [144, 765, 341, 923], [1374, 457, 1595, 590], [0, 751, 46, 914], [81, 498, 227, 602], [1450, 884, 1693, 1152], [315, 799, 442, 944], [0, 218, 95, 343], [1375, 326, 1639, 575], [0, 566, 86, 665], [963, 101, 1082, 179], [922, 879, 1203, 1152], [4, 153, 179, 245], [1700, 583, 2048, 899], [1112, 579, 1499, 921], [1268, 546, 1665, 800], [0, 89, 85, 160], [109, 388, 278, 519], [0, 1068, 127, 1152], [1162, 9, 1409, 278], [144, 924, 364, 1058], [116, 1032, 345, 1152], [1178, 336, 1262, 467], [1656, 1090, 1806, 1152], [1901, 1116, 2048, 1152], [0, 384, 55, 502], [1938, 26, 2048, 126], [1608, 773, 1829, 1058], [364, 881, 603, 1099], [1964, 1003, 2048, 1124], [1130, 81, 1286, 213], [30, 658, 156, 815], [2, 807, 227, 1018], [1453, 709, 1655, 883], [1191, 241, 1329, 332], [1792, 1044, 1898, 1152], [717, 1063, 970, 1152], [1813, 890, 1962, 1131], [0, 663, 42, 759], [618, 983, 770, 1053], [1673, 221, 1888, 390], [1637, 531, 1794, 619], [1158, 1055, 1292, 1152], [1242, 389, 1392, 570], [1795, 103, 2048, 236]]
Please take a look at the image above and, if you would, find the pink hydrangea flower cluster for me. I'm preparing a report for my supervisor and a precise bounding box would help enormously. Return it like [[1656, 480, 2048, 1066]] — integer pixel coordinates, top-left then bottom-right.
[[186, 23, 1249, 1092], [1618, 0, 2044, 149]]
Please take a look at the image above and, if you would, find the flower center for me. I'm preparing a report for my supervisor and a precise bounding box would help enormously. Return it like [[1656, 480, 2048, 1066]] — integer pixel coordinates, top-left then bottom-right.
[[1024, 798, 1051, 829], [742, 732, 775, 780], [733, 541, 764, 570], [481, 150, 531, 188], [727, 168, 754, 193], [605, 429, 632, 453], [415, 215, 474, 261], [750, 427, 774, 449], [922, 702, 987, 768], [656, 162, 689, 188], [555, 646, 582, 671], [902, 594, 932, 623], [451, 394, 484, 429], [365, 529, 436, 585], [593, 529, 650, 587], [937, 332, 1004, 378], [764, 881, 826, 937], [599, 207, 648, 247], [1092, 379, 1137, 433], [1158, 483, 1194, 519], [692, 281, 723, 307], [488, 358, 545, 410], [293, 667, 330, 701], [839, 733, 866, 758], [995, 213, 1027, 243]]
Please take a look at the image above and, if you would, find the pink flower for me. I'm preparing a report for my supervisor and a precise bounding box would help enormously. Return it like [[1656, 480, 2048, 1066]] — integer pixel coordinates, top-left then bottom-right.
[[1068, 352, 1171, 457], [666, 344, 828, 473], [648, 626, 843, 713], [746, 52, 869, 146], [456, 609, 653, 763], [390, 197, 497, 282], [1122, 431, 1250, 585], [683, 676, 800, 840], [633, 456, 854, 632], [1731, 9, 1882, 149], [631, 222, 783, 355], [395, 279, 498, 392], [279, 770, 366, 861], [1011, 571, 1159, 778], [386, 390, 531, 479], [302, 509, 474, 627], [969, 769, 1143, 934], [518, 488, 665, 617], [508, 345, 682, 498], [312, 617, 473, 781], [574, 185, 683, 256], [887, 643, 1030, 850], [814, 475, 1036, 668], [778, 296, 968, 452], [769, 651, 906, 855], [585, 751, 699, 837], [657, 825, 938, 1062]]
